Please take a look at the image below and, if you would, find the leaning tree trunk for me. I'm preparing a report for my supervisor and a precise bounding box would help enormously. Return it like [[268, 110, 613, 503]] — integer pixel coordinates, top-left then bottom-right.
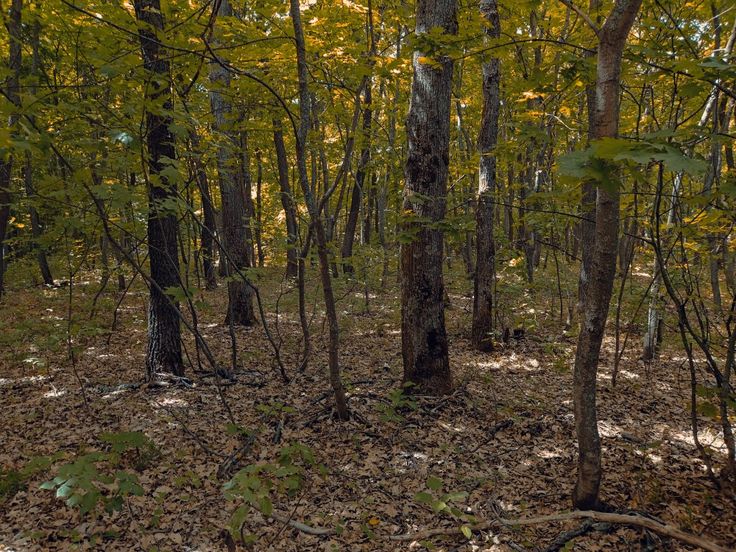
[[471, 0, 500, 352], [0, 0, 22, 297], [209, 0, 255, 326], [401, 0, 456, 394], [572, 0, 642, 510], [134, 0, 184, 379]]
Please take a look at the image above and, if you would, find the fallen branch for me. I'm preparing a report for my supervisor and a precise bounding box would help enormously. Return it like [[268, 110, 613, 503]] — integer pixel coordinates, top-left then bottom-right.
[[390, 510, 730, 552], [270, 512, 335, 536]]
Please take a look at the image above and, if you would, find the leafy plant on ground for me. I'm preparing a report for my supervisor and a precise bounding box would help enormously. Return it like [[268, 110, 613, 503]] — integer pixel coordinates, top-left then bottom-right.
[[39, 431, 156, 515], [223, 442, 324, 544], [377, 381, 417, 422], [0, 454, 61, 503], [414, 475, 476, 539]]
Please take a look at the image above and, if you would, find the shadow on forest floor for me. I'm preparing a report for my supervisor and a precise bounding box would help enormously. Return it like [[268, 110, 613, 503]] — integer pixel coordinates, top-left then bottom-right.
[[0, 271, 734, 551]]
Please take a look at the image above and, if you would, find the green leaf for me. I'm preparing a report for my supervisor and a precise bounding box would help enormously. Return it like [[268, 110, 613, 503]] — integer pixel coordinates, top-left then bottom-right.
[[460, 525, 472, 539], [414, 491, 434, 504], [426, 475, 443, 490]]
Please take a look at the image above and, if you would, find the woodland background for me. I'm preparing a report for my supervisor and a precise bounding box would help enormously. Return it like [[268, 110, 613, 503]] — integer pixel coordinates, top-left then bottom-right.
[[0, 0, 735, 550]]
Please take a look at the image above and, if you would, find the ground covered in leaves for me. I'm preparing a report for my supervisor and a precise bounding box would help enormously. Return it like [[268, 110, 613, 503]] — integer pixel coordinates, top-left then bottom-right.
[[1, 269, 734, 551]]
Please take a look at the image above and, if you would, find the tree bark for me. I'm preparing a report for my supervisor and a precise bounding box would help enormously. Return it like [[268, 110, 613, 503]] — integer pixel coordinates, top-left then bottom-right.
[[471, 0, 500, 352], [572, 0, 642, 510], [341, 85, 372, 275], [255, 150, 264, 267], [273, 119, 299, 279], [188, 128, 218, 290], [209, 0, 255, 326], [134, 0, 184, 379], [401, 0, 456, 394], [23, 17, 54, 286], [0, 0, 22, 297], [289, 0, 349, 420]]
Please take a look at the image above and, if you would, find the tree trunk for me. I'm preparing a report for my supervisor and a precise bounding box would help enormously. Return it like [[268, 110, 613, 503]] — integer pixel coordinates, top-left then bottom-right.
[[187, 129, 217, 290], [341, 85, 372, 275], [572, 0, 641, 510], [273, 119, 299, 279], [289, 0, 349, 420], [401, 0, 456, 394], [209, 0, 255, 326], [471, 0, 500, 352], [134, 0, 184, 379], [255, 150, 264, 267], [23, 17, 54, 286], [0, 0, 22, 297]]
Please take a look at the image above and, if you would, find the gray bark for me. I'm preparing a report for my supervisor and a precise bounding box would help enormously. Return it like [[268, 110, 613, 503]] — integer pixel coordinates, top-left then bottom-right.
[[471, 0, 500, 352], [572, 0, 642, 510], [401, 0, 457, 394]]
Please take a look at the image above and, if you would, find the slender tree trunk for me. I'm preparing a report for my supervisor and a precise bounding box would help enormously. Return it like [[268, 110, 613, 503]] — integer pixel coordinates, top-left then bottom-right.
[[471, 0, 500, 352], [255, 150, 264, 267], [401, 0, 456, 394], [273, 120, 299, 279], [341, 85, 372, 275], [209, 0, 255, 326], [134, 0, 184, 379], [572, 0, 641, 510], [240, 131, 257, 268], [289, 0, 349, 420], [188, 129, 218, 290], [24, 17, 54, 286], [0, 0, 22, 297]]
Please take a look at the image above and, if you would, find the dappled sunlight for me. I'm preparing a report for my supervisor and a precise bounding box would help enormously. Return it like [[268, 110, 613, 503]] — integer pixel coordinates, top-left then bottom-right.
[[42, 387, 67, 399], [0, 374, 50, 387]]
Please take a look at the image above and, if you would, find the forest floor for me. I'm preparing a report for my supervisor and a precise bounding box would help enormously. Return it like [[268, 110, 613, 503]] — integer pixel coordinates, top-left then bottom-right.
[[0, 268, 734, 551]]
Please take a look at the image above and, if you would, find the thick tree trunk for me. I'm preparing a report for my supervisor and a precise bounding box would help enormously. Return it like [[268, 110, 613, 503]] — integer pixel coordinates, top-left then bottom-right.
[[401, 0, 456, 394], [209, 0, 255, 326], [273, 120, 299, 279], [471, 0, 500, 352], [572, 0, 641, 510], [134, 0, 184, 379]]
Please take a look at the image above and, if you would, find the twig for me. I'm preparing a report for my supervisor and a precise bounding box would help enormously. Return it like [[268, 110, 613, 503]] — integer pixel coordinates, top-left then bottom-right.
[[270, 512, 335, 536], [390, 511, 731, 552]]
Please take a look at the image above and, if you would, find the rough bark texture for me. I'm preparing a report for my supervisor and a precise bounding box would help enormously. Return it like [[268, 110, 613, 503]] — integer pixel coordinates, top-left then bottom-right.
[[401, 0, 456, 394], [209, 0, 255, 326], [134, 0, 184, 379], [471, 0, 500, 352], [572, 0, 642, 510], [273, 120, 299, 279], [0, 0, 22, 297]]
